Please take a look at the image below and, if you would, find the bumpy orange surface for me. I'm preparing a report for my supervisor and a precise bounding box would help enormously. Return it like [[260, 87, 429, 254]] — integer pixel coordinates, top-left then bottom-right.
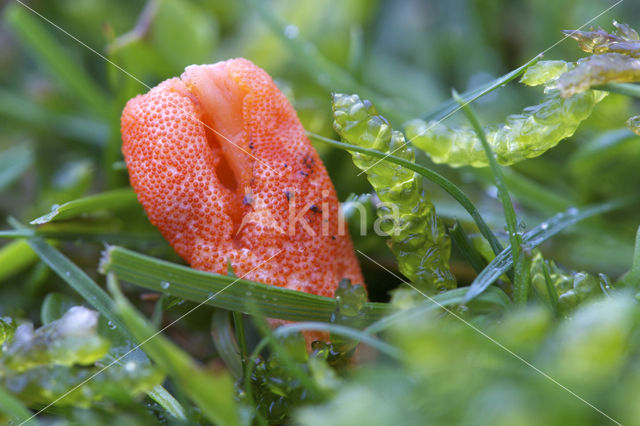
[[121, 58, 364, 298]]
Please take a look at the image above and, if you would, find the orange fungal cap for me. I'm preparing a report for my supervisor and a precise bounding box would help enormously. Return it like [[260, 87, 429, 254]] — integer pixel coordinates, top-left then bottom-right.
[[121, 58, 365, 300]]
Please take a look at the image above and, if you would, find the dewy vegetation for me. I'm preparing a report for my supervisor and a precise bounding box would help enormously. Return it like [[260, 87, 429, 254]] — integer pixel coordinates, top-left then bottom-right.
[[2, 0, 640, 424]]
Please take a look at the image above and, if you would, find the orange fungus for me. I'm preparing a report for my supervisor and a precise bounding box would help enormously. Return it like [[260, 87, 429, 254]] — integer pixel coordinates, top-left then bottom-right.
[[121, 58, 364, 298]]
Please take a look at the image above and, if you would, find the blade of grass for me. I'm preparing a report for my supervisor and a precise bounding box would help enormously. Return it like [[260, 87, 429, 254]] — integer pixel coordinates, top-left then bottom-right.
[[108, 274, 240, 426], [31, 189, 138, 225], [0, 239, 38, 282], [270, 322, 402, 360], [0, 228, 165, 246], [8, 218, 186, 420], [0, 384, 39, 426], [619, 225, 640, 288], [450, 221, 488, 274], [0, 145, 33, 191], [0, 89, 108, 147], [594, 83, 640, 98], [541, 258, 559, 315], [513, 249, 532, 305], [365, 286, 511, 334], [5, 3, 110, 117], [100, 245, 390, 323], [211, 310, 243, 380], [423, 55, 541, 122], [308, 132, 504, 256], [455, 90, 524, 302], [463, 196, 636, 302]]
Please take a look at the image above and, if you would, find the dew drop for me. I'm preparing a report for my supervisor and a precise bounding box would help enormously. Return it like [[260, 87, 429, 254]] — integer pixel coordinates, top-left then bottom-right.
[[161, 281, 170, 290], [284, 24, 299, 39], [207, 292, 215, 300], [540, 222, 549, 230], [107, 321, 116, 330], [567, 207, 579, 215]]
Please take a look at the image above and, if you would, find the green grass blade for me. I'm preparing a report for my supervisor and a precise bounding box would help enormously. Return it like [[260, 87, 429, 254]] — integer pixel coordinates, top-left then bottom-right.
[[0, 145, 33, 191], [450, 221, 487, 274], [0, 89, 108, 147], [423, 55, 541, 122], [4, 4, 110, 117], [464, 196, 636, 302], [146, 386, 186, 421], [365, 286, 511, 334], [541, 259, 559, 315], [0, 384, 39, 426], [270, 322, 402, 360], [619, 225, 640, 288], [308, 132, 504, 256], [211, 310, 243, 379], [0, 239, 38, 282], [31, 189, 138, 225], [0, 228, 165, 246], [109, 274, 240, 426], [100, 246, 390, 323], [594, 82, 640, 98], [455, 90, 523, 297]]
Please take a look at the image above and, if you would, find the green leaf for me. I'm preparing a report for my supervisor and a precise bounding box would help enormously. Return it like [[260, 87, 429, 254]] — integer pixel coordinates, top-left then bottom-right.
[[365, 286, 512, 335], [0, 145, 33, 191], [333, 93, 455, 293], [211, 310, 243, 379], [450, 221, 487, 274], [0, 239, 38, 282], [31, 188, 138, 225], [41, 293, 79, 325], [0, 384, 39, 426], [455, 90, 523, 300], [4, 3, 110, 117], [407, 88, 607, 168], [557, 53, 640, 97], [307, 132, 504, 257], [619, 225, 640, 288], [464, 196, 635, 302], [595, 82, 640, 98], [108, 274, 241, 426], [0, 89, 108, 147], [520, 60, 569, 86], [100, 245, 390, 324]]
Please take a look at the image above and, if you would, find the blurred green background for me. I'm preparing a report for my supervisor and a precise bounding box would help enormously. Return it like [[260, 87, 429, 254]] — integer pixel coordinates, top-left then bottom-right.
[[1, 1, 640, 424]]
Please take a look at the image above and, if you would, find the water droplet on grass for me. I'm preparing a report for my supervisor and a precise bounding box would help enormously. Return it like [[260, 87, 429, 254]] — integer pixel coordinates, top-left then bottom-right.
[[161, 281, 170, 290], [284, 24, 299, 39]]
